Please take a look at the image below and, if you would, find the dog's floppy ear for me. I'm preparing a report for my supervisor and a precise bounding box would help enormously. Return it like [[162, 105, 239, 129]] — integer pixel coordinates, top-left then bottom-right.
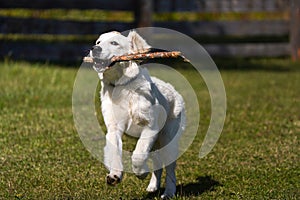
[[128, 31, 151, 53]]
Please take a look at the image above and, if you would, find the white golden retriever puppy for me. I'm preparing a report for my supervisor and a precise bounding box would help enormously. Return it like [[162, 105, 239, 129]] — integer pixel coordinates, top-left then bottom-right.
[[87, 30, 185, 199]]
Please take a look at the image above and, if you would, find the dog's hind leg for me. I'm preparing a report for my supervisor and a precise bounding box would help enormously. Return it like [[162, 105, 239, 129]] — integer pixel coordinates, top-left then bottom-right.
[[159, 115, 183, 199], [160, 140, 177, 198], [146, 152, 163, 193], [161, 161, 177, 199]]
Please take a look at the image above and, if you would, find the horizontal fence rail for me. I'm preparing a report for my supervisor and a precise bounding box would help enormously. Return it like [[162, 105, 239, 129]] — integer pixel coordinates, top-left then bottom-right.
[[156, 20, 289, 37], [1, 42, 91, 62], [0, 17, 289, 36], [0, 0, 134, 10], [0, 17, 134, 35], [204, 43, 290, 57], [1, 42, 290, 62], [153, 0, 289, 12], [0, 0, 289, 12]]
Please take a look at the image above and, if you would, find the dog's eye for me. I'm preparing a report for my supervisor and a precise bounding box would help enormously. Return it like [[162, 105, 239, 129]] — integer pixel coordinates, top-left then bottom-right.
[[96, 41, 100, 45], [110, 41, 119, 46]]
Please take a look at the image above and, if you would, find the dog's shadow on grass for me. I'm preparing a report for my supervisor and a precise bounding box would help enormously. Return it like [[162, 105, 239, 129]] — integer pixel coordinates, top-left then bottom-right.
[[141, 175, 222, 199]]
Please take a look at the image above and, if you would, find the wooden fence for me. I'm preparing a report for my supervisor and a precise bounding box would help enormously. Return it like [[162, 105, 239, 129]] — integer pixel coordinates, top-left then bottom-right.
[[0, 0, 298, 62]]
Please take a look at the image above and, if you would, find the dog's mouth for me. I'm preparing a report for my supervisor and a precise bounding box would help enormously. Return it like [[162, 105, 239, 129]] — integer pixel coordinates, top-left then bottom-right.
[[89, 57, 114, 73]]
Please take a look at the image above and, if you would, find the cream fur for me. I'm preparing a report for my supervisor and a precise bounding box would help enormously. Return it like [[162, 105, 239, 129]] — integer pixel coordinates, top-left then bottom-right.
[[89, 31, 185, 199]]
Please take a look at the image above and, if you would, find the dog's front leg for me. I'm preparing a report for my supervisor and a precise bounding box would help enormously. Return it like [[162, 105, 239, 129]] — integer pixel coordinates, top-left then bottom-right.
[[131, 127, 159, 179], [104, 127, 123, 186]]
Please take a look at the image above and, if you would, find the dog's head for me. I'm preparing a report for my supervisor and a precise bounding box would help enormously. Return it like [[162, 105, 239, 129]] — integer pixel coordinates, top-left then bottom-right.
[[89, 31, 151, 73]]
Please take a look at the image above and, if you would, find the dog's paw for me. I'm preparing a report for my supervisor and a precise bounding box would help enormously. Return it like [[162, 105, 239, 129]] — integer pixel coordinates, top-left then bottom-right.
[[160, 188, 175, 199], [132, 161, 149, 180], [146, 184, 159, 193], [135, 171, 149, 180], [106, 174, 121, 186], [160, 193, 174, 199]]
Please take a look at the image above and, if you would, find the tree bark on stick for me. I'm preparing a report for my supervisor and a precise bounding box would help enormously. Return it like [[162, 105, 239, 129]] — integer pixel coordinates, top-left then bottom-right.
[[83, 51, 189, 64]]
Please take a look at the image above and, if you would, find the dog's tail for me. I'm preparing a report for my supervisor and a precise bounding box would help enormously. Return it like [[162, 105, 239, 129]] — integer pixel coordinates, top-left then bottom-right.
[[172, 91, 185, 118]]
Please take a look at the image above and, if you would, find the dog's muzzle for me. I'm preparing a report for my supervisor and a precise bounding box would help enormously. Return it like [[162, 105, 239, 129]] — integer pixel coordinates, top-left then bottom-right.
[[84, 46, 113, 73], [83, 54, 115, 73]]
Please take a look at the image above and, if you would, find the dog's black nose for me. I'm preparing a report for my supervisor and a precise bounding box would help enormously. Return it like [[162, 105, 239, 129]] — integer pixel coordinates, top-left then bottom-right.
[[92, 46, 102, 57]]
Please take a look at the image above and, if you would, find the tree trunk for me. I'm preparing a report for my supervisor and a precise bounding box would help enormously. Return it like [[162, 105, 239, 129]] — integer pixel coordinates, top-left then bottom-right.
[[134, 0, 153, 28], [290, 0, 300, 61]]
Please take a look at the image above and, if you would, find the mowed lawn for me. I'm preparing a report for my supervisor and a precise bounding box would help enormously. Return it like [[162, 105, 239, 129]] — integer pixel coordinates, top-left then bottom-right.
[[0, 60, 299, 199]]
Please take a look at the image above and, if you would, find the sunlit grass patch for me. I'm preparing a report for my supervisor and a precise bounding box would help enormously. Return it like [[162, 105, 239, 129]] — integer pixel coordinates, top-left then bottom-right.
[[0, 9, 289, 22], [0, 59, 299, 199], [0, 9, 134, 22]]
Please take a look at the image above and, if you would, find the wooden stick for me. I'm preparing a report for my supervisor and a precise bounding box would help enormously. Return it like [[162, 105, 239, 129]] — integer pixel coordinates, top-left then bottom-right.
[[83, 56, 94, 63], [83, 51, 189, 64]]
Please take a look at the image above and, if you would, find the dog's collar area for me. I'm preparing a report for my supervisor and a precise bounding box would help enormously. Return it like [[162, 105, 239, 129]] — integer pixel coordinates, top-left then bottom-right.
[[103, 67, 140, 87]]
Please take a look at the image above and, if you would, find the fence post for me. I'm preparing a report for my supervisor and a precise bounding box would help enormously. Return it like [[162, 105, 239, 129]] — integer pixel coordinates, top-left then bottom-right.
[[290, 0, 300, 61], [134, 0, 153, 27]]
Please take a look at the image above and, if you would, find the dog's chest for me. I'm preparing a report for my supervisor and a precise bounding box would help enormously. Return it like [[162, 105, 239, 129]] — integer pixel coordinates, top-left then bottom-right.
[[101, 85, 153, 137]]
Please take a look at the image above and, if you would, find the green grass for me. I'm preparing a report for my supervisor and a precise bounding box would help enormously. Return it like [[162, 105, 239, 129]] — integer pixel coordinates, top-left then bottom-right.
[[0, 59, 299, 199], [0, 9, 134, 22], [154, 11, 289, 22]]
